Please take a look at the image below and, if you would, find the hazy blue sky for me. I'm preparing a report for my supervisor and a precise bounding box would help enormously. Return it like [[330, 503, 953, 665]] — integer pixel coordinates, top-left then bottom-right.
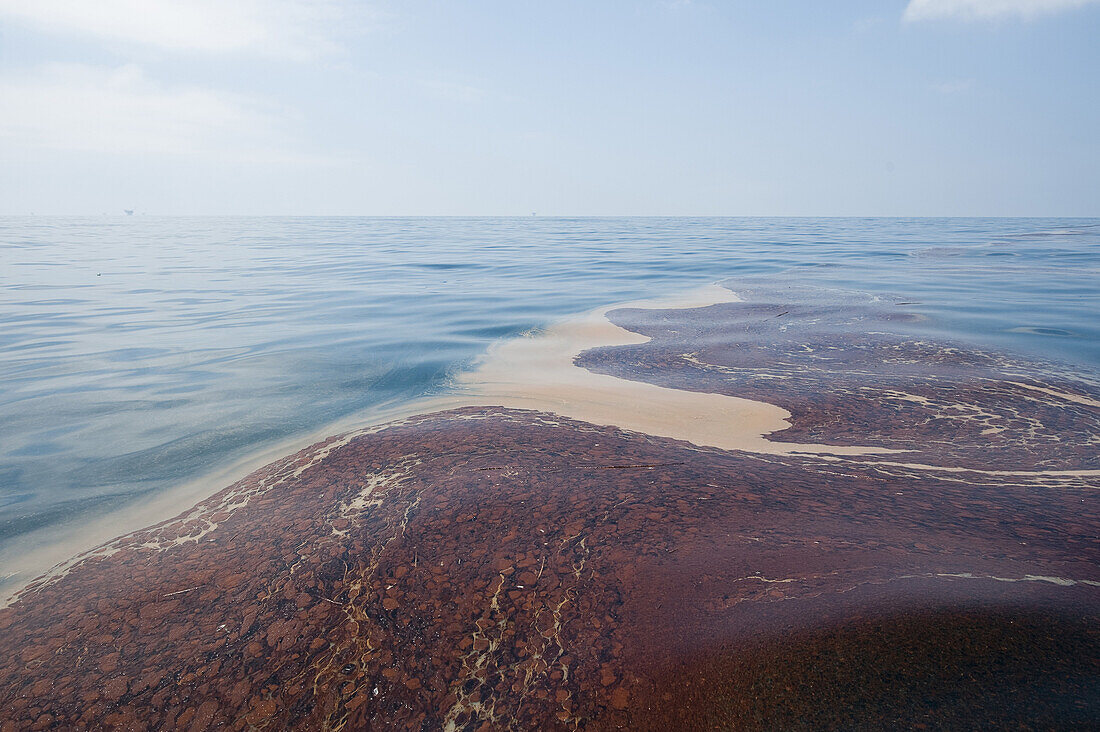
[[1, 0, 1097, 215]]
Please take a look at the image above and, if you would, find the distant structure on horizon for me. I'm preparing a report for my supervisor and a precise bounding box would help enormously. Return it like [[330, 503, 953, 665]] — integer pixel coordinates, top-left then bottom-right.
[[124, 209, 134, 216]]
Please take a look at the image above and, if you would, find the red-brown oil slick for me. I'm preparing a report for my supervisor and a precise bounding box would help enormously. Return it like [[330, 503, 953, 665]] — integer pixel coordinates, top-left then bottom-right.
[[1, 293, 1098, 731]]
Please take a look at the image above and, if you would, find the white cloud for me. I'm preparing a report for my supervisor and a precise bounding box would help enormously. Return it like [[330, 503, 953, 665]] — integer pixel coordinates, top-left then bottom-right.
[[0, 0, 353, 59], [0, 64, 317, 162], [904, 0, 1100, 21]]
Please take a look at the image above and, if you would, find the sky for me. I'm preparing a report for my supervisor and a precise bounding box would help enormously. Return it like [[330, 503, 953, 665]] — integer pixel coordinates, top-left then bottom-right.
[[0, 0, 1097, 216]]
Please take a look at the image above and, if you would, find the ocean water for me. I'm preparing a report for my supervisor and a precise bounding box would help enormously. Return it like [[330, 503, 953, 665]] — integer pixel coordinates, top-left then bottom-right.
[[1, 217, 1098, 583]]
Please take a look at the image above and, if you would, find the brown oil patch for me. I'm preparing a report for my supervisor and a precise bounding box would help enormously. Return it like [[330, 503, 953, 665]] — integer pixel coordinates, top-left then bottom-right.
[[577, 286, 1100, 471], [0, 407, 1097, 729], [612, 606, 1099, 730]]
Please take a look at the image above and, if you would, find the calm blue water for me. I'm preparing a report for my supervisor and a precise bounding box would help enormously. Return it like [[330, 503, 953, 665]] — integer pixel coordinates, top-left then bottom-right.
[[1, 217, 1098, 566]]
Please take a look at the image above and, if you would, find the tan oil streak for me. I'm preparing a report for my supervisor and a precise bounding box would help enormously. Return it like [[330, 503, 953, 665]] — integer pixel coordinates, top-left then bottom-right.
[[434, 284, 898, 458], [1005, 381, 1100, 409]]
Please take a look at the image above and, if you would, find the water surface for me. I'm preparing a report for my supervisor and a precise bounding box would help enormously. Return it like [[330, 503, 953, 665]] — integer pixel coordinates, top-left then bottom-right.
[[1, 216, 1098, 586]]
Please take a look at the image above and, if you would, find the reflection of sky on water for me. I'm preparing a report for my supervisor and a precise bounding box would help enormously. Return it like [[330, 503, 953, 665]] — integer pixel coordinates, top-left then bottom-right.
[[0, 216, 1097, 558]]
